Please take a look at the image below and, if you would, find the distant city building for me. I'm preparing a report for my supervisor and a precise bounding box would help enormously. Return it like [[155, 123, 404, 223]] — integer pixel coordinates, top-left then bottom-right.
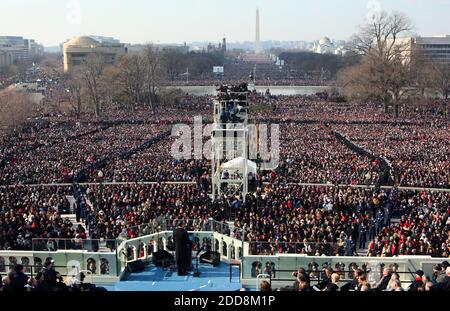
[[312, 37, 342, 54], [123, 42, 190, 54], [311, 37, 349, 55], [0, 50, 13, 67], [313, 37, 333, 54], [0, 36, 44, 66], [206, 38, 227, 53], [388, 35, 450, 66], [415, 35, 450, 65], [222, 37, 227, 52], [63, 35, 127, 72]]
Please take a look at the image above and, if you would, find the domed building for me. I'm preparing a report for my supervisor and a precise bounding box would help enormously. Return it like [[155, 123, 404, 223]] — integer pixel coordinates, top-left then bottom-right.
[[313, 36, 335, 54], [63, 35, 127, 72], [319, 37, 332, 46]]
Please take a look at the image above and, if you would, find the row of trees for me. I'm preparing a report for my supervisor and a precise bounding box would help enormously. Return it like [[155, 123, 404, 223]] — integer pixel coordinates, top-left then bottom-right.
[[65, 48, 225, 118], [163, 50, 224, 81], [66, 46, 162, 117], [279, 51, 361, 80], [339, 11, 450, 116]]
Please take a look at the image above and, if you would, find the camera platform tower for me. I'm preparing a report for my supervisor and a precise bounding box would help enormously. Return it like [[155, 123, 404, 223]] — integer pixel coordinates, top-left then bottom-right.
[[211, 86, 250, 202]]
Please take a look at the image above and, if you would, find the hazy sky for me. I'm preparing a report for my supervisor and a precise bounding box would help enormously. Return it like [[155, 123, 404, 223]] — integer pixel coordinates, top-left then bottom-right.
[[1, 0, 449, 46]]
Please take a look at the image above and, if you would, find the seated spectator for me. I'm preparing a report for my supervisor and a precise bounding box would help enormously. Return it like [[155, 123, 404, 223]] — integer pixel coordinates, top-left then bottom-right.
[[374, 267, 391, 291], [324, 273, 340, 291], [294, 272, 311, 291], [0, 270, 16, 292], [436, 267, 450, 292], [341, 268, 363, 291], [436, 261, 449, 284], [357, 275, 368, 291], [407, 270, 424, 291], [318, 267, 333, 290], [260, 280, 271, 292], [391, 279, 404, 291], [386, 273, 400, 291]]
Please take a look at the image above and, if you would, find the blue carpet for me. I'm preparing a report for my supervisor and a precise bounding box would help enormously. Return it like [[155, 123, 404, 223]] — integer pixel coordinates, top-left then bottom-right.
[[104, 263, 242, 291]]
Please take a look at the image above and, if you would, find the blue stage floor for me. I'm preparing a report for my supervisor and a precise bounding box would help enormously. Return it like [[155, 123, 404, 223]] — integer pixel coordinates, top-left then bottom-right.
[[104, 263, 243, 291]]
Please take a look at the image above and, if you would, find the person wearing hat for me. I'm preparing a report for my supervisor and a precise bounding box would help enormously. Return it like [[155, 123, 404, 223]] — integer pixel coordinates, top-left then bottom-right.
[[407, 270, 424, 291]]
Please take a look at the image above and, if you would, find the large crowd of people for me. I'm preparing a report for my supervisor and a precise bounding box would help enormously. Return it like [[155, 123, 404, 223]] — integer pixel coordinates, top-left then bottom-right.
[[166, 58, 333, 86], [1, 123, 169, 184], [275, 262, 450, 291], [0, 78, 448, 284], [270, 124, 382, 185], [0, 185, 73, 250], [334, 122, 449, 188]]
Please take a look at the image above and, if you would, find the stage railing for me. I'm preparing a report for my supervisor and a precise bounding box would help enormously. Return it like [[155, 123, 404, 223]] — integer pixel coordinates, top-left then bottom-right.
[[121, 218, 243, 241], [32, 238, 117, 252], [0, 250, 118, 279]]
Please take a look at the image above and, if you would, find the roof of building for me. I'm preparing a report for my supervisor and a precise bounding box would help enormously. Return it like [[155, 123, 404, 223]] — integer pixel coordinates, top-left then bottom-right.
[[319, 37, 332, 46], [64, 36, 99, 48], [416, 35, 450, 44]]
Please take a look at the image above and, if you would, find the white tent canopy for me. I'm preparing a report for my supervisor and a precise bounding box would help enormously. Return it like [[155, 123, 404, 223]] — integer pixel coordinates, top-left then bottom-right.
[[221, 157, 257, 174]]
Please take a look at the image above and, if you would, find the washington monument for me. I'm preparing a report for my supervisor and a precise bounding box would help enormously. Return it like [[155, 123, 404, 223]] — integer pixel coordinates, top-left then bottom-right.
[[255, 8, 261, 54]]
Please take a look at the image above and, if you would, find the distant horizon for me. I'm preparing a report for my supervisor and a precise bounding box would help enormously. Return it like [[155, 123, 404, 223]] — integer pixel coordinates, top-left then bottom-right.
[[1, 0, 449, 46], [41, 38, 346, 48], [41, 34, 449, 49]]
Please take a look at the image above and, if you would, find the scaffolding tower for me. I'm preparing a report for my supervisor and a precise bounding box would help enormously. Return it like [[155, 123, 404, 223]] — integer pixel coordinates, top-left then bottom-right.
[[211, 86, 250, 202]]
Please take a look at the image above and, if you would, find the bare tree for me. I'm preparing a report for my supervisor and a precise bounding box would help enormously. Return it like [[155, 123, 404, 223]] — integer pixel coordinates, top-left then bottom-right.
[[0, 90, 36, 138], [341, 11, 414, 116], [430, 63, 450, 100], [351, 11, 413, 60], [409, 46, 435, 98], [162, 50, 186, 81], [142, 46, 163, 112], [80, 53, 106, 118], [116, 53, 145, 105], [66, 67, 85, 118]]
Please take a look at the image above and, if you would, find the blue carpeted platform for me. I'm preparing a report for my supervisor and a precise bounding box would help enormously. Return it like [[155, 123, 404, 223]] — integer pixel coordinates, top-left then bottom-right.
[[104, 262, 243, 291]]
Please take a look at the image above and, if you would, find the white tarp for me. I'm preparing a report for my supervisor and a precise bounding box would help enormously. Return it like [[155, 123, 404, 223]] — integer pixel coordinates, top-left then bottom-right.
[[221, 157, 257, 174], [213, 66, 224, 73]]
